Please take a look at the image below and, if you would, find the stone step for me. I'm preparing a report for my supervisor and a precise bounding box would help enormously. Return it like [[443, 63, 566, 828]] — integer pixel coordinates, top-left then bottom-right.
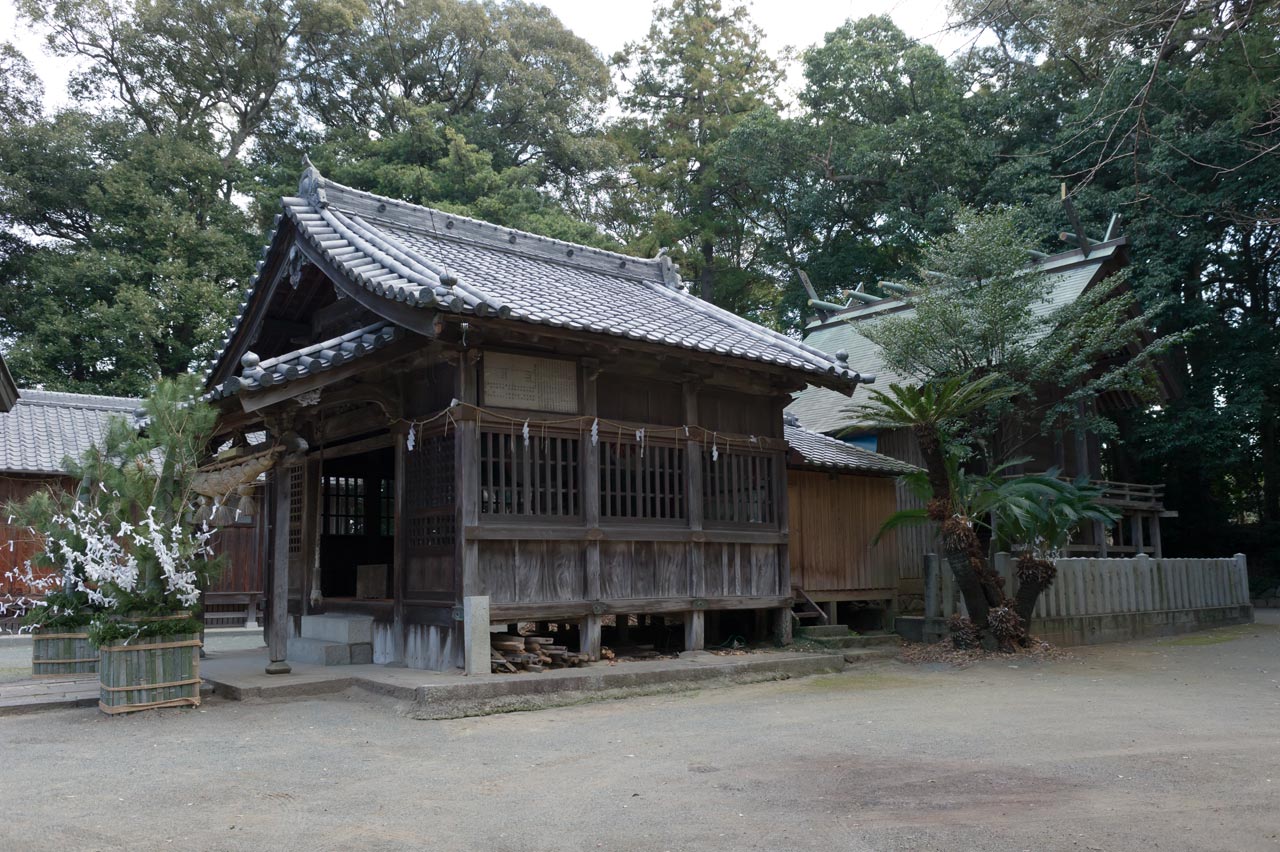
[[795, 624, 850, 639], [290, 637, 374, 666], [301, 614, 374, 644], [806, 633, 900, 650]]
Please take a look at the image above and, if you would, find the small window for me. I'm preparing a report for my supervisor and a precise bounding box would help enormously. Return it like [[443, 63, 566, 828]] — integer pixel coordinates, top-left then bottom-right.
[[479, 430, 580, 517], [703, 451, 777, 525], [323, 476, 366, 535]]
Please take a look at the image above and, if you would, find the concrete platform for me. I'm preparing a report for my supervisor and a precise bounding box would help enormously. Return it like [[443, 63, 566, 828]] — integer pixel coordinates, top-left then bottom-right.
[[201, 646, 898, 720]]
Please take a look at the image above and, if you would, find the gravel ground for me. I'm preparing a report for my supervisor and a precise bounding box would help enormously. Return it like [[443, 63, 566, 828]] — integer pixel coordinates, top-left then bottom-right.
[[2, 613, 1278, 852]]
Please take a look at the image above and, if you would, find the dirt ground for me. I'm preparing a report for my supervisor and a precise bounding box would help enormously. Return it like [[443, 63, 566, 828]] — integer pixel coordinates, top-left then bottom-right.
[[2, 612, 1278, 852]]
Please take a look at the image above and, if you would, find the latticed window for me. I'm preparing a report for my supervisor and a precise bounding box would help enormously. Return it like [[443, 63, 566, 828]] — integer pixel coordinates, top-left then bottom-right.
[[406, 432, 455, 551], [480, 430, 580, 517], [323, 476, 366, 535], [379, 479, 395, 536], [287, 464, 304, 554], [600, 440, 685, 521], [702, 451, 777, 525]]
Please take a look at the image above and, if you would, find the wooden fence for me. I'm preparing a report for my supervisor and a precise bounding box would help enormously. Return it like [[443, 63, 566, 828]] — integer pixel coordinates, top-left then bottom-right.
[[927, 553, 1250, 620]]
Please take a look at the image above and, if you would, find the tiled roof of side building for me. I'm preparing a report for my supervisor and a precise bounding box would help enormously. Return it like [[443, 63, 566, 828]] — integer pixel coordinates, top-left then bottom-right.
[[206, 164, 866, 395], [0, 390, 141, 475], [784, 420, 918, 477], [786, 241, 1126, 435]]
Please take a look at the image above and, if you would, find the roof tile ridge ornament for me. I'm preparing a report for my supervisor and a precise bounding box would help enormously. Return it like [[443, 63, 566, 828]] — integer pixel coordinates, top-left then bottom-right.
[[299, 154, 328, 209]]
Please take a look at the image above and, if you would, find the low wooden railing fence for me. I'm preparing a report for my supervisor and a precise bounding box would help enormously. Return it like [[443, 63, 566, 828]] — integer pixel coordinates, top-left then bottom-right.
[[925, 553, 1250, 621]]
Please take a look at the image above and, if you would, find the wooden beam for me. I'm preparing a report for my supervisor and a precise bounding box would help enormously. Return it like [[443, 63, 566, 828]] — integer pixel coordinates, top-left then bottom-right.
[[238, 340, 419, 413], [293, 236, 441, 338], [486, 594, 792, 622]]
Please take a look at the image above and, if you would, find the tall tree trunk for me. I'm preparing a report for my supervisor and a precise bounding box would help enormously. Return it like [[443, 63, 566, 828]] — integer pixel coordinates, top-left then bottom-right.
[[699, 238, 714, 301]]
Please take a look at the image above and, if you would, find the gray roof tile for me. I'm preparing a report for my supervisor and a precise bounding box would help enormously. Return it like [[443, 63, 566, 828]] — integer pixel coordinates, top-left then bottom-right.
[[0, 390, 140, 475], [784, 421, 918, 476], [207, 167, 861, 392]]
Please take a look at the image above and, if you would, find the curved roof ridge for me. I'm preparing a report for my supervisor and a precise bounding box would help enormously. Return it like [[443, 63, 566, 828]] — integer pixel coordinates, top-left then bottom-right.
[[311, 169, 664, 278]]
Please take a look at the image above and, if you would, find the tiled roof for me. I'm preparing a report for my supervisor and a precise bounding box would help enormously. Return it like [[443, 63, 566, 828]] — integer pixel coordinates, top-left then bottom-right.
[[209, 322, 399, 400], [784, 420, 918, 476], [0, 390, 140, 475], [207, 165, 862, 395], [787, 242, 1126, 435]]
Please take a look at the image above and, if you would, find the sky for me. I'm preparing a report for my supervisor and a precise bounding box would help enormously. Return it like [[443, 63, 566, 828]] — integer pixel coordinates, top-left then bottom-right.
[[0, 0, 983, 109]]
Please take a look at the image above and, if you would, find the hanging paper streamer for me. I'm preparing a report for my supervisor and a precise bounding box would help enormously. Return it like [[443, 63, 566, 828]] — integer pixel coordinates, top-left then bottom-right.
[[522, 419, 530, 447], [406, 425, 416, 452], [591, 418, 599, 447], [635, 428, 646, 457], [711, 432, 719, 462]]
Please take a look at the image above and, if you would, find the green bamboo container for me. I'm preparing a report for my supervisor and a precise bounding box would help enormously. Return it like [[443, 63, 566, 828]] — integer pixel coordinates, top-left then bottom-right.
[[32, 630, 98, 678], [97, 613, 201, 714]]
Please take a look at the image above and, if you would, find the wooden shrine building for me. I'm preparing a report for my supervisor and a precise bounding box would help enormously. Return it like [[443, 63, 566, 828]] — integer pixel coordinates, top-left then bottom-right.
[[783, 415, 917, 628], [202, 164, 865, 672], [787, 227, 1183, 612]]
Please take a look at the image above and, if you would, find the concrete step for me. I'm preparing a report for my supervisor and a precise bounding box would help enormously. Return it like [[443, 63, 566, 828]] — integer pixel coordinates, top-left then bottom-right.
[[290, 637, 374, 666], [795, 624, 849, 639], [301, 614, 373, 644]]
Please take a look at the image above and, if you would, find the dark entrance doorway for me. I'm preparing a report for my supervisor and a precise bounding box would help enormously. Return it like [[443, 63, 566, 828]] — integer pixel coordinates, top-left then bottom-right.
[[319, 447, 394, 600]]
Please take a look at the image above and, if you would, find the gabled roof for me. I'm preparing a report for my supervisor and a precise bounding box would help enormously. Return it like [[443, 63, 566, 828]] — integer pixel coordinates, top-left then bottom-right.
[[787, 240, 1129, 435], [0, 354, 16, 413], [209, 322, 399, 400], [207, 165, 862, 397], [784, 419, 918, 477], [0, 390, 140, 475]]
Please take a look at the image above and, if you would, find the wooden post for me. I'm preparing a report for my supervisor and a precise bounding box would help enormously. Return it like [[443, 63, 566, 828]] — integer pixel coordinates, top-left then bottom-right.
[[581, 613, 602, 661], [1130, 513, 1145, 554], [266, 462, 293, 675], [392, 423, 408, 664], [1094, 519, 1109, 557], [1150, 514, 1163, 558], [684, 610, 705, 651], [583, 360, 601, 601]]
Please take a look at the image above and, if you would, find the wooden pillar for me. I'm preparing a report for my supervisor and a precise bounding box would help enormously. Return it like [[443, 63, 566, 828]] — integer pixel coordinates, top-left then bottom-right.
[[1094, 520, 1109, 557], [391, 423, 408, 664], [1151, 514, 1163, 559], [1130, 513, 1145, 554], [583, 360, 601, 601], [823, 600, 839, 625], [684, 610, 705, 651], [266, 461, 293, 674], [682, 378, 705, 605]]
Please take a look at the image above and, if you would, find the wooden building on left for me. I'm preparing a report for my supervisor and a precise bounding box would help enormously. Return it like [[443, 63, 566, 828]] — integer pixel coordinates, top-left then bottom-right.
[[0, 379, 263, 626]]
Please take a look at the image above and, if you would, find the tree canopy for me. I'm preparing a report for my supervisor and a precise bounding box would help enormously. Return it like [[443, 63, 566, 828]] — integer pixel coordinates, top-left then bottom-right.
[[0, 0, 1276, 577]]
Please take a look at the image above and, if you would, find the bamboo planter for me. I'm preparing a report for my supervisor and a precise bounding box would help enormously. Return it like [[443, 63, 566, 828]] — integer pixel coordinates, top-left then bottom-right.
[[97, 613, 202, 715], [32, 630, 98, 679]]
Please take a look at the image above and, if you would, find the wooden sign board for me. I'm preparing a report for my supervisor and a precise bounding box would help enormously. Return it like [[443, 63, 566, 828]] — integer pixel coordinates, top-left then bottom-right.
[[483, 352, 579, 414]]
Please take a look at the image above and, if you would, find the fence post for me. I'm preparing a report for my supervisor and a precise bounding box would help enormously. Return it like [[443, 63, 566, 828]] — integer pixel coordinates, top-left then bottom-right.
[[1234, 553, 1249, 606], [924, 553, 941, 619], [463, 595, 490, 676]]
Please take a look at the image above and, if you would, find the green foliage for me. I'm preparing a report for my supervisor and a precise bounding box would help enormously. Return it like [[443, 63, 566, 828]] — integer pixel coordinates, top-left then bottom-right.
[[88, 612, 204, 646], [860, 207, 1190, 463], [606, 0, 781, 308], [21, 590, 93, 631]]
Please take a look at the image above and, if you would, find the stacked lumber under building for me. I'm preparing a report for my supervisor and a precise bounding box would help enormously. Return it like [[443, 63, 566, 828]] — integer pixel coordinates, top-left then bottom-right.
[[490, 634, 589, 673]]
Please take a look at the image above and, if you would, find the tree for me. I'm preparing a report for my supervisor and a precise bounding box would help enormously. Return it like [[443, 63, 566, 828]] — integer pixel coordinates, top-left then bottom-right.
[[854, 374, 1017, 647], [858, 207, 1187, 467], [608, 0, 781, 308], [0, 115, 255, 394]]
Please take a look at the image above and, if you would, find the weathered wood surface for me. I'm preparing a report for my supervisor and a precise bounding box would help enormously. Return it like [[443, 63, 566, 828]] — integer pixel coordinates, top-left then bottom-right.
[[787, 470, 897, 594], [875, 428, 934, 581], [928, 553, 1251, 619]]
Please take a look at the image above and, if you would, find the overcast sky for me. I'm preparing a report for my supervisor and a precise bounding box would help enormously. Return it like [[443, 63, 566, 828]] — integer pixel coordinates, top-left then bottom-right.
[[0, 0, 980, 109]]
